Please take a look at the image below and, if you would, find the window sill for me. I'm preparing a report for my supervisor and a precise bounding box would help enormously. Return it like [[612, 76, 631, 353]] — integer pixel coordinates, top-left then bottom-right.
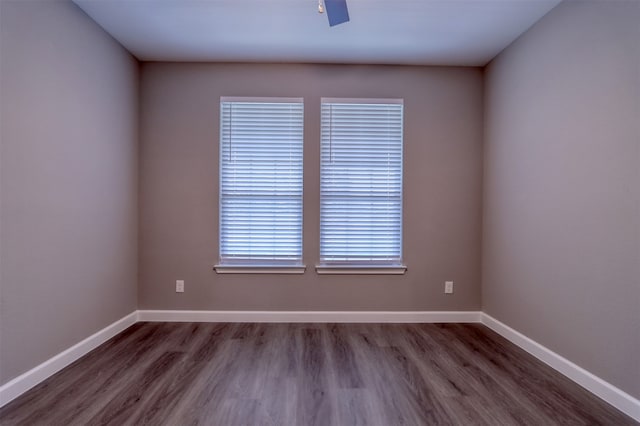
[[214, 265, 306, 274], [315, 265, 407, 275]]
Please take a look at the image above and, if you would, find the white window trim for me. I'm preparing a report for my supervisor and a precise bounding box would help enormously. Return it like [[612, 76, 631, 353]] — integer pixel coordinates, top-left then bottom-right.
[[319, 98, 405, 267], [220, 96, 304, 104], [218, 96, 304, 270], [214, 264, 307, 274], [315, 264, 407, 275], [321, 97, 404, 105]]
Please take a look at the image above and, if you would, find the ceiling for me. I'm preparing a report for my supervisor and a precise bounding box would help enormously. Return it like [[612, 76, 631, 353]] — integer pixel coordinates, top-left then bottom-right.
[[72, 0, 562, 66]]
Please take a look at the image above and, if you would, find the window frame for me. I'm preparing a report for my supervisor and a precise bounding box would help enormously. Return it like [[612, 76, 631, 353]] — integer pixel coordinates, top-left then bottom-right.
[[316, 98, 406, 275], [214, 96, 306, 274]]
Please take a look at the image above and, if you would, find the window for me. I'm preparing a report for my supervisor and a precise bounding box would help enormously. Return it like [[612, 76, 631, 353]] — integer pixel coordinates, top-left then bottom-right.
[[216, 97, 304, 273], [318, 98, 405, 274]]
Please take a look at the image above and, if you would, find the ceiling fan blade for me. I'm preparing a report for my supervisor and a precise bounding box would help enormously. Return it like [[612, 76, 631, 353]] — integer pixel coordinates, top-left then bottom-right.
[[325, 0, 350, 26]]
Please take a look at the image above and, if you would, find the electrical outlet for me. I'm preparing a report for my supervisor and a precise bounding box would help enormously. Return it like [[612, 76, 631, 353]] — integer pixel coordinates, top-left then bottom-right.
[[445, 281, 454, 294], [176, 280, 185, 293]]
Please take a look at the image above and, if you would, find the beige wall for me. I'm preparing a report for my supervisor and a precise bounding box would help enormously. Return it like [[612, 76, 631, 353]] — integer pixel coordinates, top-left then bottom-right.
[[483, 0, 640, 399], [0, 0, 139, 384], [139, 63, 483, 311]]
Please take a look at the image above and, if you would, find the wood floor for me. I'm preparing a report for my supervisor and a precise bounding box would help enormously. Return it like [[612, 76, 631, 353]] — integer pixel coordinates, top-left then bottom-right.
[[0, 322, 635, 426]]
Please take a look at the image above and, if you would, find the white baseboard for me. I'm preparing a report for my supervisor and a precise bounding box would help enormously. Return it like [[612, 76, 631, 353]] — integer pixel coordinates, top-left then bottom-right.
[[137, 310, 483, 323], [0, 311, 138, 408], [481, 313, 640, 422]]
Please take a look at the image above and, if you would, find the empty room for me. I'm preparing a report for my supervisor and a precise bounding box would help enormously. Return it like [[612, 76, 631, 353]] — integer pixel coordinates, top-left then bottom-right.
[[0, 0, 638, 424]]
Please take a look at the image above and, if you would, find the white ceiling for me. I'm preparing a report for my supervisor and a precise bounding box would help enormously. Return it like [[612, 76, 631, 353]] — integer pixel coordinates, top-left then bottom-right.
[[72, 0, 562, 66]]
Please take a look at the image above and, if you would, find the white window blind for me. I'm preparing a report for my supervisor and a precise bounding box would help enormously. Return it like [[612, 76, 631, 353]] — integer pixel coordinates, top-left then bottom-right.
[[219, 97, 303, 265], [320, 98, 403, 265]]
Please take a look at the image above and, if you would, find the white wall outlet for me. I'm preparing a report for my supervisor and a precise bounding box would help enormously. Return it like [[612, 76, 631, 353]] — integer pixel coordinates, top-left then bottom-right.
[[176, 280, 185, 293], [445, 281, 454, 294]]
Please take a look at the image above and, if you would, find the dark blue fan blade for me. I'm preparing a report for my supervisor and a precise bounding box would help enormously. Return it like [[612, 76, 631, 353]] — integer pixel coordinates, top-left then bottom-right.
[[325, 0, 350, 26]]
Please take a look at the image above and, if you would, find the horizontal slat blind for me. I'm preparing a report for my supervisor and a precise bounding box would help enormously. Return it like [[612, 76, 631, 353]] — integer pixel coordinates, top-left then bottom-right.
[[320, 99, 403, 264], [220, 98, 303, 264]]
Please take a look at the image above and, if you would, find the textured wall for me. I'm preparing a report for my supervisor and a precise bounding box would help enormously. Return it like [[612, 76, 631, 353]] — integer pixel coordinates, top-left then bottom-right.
[[139, 63, 484, 312], [483, 0, 640, 398], [0, 0, 139, 384]]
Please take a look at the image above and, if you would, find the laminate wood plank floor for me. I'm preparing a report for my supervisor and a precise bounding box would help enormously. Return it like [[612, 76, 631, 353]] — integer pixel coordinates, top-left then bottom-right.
[[0, 322, 635, 426]]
